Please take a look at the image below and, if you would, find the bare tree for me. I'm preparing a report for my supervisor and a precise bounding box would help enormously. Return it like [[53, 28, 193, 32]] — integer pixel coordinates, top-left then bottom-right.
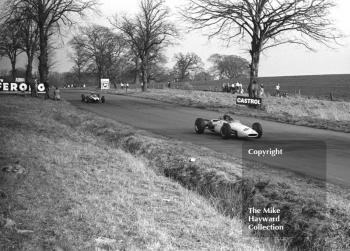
[[182, 0, 340, 97], [17, 9, 39, 82], [113, 0, 178, 91], [70, 25, 127, 87], [208, 54, 249, 80], [147, 50, 168, 83], [173, 52, 203, 81], [1, 2, 39, 82], [0, 19, 22, 81], [9, 0, 97, 83], [69, 45, 89, 86]]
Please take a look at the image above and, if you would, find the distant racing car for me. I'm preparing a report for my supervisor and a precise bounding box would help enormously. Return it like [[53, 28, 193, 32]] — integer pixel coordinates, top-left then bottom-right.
[[81, 93, 105, 103], [194, 115, 263, 139]]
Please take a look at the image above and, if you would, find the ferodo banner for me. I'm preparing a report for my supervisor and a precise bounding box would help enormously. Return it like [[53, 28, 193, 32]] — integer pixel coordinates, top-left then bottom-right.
[[0, 82, 46, 94], [236, 96, 262, 105]]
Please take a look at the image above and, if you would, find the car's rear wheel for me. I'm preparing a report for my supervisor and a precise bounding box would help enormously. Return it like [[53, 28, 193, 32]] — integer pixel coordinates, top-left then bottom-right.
[[101, 96, 105, 103], [220, 123, 231, 139], [252, 122, 263, 138], [194, 118, 207, 134], [81, 94, 85, 102]]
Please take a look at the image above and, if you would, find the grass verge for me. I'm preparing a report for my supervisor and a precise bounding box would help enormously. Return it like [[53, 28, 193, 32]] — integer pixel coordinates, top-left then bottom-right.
[[108, 89, 350, 133], [1, 96, 350, 250], [0, 96, 267, 250]]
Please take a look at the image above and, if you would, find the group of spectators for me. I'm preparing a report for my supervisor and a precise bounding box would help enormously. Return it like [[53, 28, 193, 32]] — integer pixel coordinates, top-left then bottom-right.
[[120, 82, 130, 90], [259, 83, 286, 97], [221, 81, 285, 98], [222, 82, 244, 94], [64, 84, 86, 88]]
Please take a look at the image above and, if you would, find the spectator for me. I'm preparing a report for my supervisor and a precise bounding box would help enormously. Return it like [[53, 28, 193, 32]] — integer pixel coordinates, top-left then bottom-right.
[[168, 81, 171, 88], [33, 79, 38, 97], [237, 83, 243, 94], [126, 83, 129, 92], [224, 82, 227, 92], [121, 82, 124, 89], [29, 77, 35, 97], [54, 86, 61, 101], [275, 83, 280, 96], [235, 82, 239, 93], [259, 84, 265, 97], [44, 81, 50, 99], [231, 82, 236, 93]]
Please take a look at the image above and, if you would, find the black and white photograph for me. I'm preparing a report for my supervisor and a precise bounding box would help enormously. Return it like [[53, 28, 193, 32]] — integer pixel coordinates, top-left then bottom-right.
[[1, 0, 350, 250]]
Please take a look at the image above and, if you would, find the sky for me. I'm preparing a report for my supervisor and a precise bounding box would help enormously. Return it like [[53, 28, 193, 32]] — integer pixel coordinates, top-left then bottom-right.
[[1, 0, 350, 77]]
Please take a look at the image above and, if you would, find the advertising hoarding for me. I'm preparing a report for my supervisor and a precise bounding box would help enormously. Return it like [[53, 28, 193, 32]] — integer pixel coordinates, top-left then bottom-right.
[[101, 79, 110, 90], [0, 82, 46, 94]]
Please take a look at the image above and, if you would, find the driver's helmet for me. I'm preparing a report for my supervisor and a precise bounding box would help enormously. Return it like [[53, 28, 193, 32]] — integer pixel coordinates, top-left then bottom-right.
[[223, 114, 233, 121]]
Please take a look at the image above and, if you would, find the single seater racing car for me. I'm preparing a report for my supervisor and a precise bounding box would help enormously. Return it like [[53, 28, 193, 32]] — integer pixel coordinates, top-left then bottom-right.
[[194, 114, 262, 139], [81, 93, 105, 103]]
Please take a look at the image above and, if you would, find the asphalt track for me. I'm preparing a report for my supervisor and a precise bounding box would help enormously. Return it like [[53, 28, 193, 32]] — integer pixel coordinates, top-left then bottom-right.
[[63, 90, 350, 187]]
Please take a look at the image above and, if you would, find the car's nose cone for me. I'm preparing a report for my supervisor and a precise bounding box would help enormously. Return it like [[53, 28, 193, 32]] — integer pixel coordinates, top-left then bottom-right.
[[240, 128, 258, 138]]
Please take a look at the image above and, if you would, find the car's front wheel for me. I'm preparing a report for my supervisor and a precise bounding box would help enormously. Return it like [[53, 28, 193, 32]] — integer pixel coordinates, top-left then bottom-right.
[[252, 122, 263, 138], [220, 123, 231, 139], [194, 118, 207, 134]]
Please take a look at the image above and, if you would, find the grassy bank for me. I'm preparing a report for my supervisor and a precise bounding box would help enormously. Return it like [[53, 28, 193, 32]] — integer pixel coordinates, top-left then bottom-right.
[[158, 74, 350, 101], [109, 89, 350, 133], [0, 96, 266, 250], [1, 96, 350, 250]]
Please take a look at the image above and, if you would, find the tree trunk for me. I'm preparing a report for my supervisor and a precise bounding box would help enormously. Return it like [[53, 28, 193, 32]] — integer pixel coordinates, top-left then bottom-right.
[[134, 57, 140, 86], [78, 68, 82, 86], [25, 52, 34, 82], [141, 58, 148, 92], [10, 58, 16, 82], [97, 70, 102, 88], [38, 28, 49, 83], [249, 52, 259, 83], [141, 68, 147, 91], [248, 38, 261, 98]]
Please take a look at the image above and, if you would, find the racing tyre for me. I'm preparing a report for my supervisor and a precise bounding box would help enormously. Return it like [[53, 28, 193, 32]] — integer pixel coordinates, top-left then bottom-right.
[[252, 122, 263, 139], [101, 96, 105, 103], [194, 118, 207, 134], [220, 123, 231, 139], [81, 94, 85, 102]]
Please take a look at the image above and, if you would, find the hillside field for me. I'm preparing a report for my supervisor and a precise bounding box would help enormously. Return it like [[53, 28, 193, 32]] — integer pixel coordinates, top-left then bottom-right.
[[165, 74, 350, 101]]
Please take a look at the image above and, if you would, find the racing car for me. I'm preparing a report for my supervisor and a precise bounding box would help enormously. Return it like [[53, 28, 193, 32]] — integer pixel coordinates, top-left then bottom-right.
[[194, 114, 263, 139], [81, 93, 105, 103]]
